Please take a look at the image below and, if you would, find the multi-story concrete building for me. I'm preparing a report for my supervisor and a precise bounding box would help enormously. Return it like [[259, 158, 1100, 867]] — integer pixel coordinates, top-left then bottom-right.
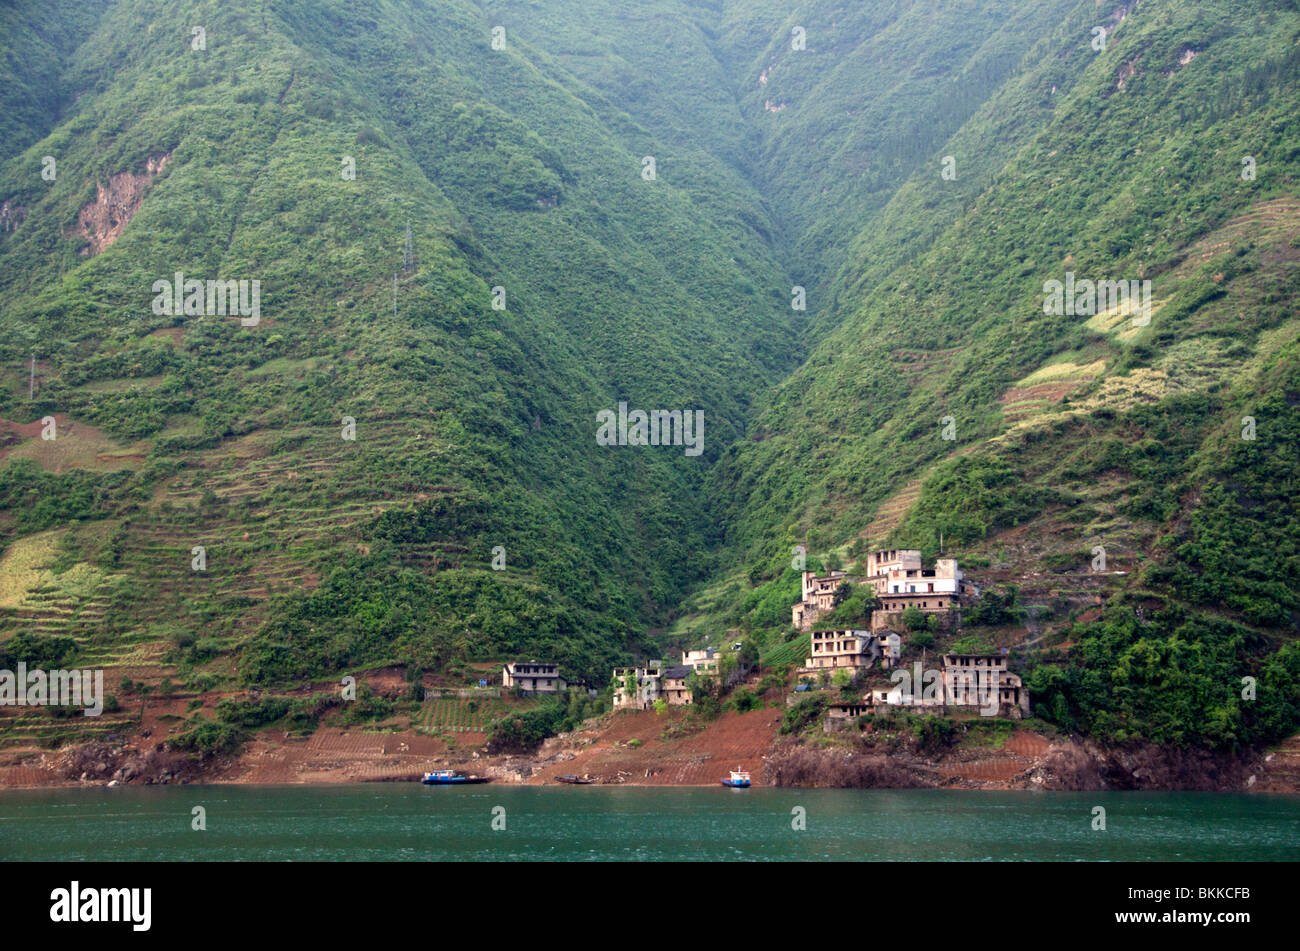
[[661, 665, 694, 705], [612, 661, 663, 710], [799, 628, 897, 676], [863, 654, 1029, 717], [681, 648, 720, 673], [791, 569, 851, 630], [502, 661, 565, 693], [791, 550, 961, 632], [942, 653, 1030, 716], [871, 552, 961, 628]]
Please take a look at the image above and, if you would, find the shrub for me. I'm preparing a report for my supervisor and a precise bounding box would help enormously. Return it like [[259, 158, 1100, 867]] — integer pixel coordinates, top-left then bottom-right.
[[911, 716, 955, 750], [901, 606, 928, 631], [0, 633, 76, 669], [215, 696, 290, 728], [169, 719, 246, 756], [337, 684, 396, 724], [781, 695, 826, 735], [963, 585, 1025, 627], [728, 687, 763, 713], [486, 702, 563, 753]]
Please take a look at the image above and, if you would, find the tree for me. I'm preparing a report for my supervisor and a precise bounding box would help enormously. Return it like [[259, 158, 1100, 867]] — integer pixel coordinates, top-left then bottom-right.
[[964, 585, 1024, 626], [620, 669, 637, 703], [902, 606, 928, 631]]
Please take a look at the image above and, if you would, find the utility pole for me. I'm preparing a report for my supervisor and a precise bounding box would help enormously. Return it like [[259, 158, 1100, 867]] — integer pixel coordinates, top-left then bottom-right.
[[393, 272, 398, 318], [29, 354, 34, 400]]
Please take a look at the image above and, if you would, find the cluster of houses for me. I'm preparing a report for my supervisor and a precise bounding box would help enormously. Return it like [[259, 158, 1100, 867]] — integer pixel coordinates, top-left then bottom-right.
[[823, 654, 1031, 727], [500, 648, 723, 710], [793, 549, 1029, 720], [792, 626, 1029, 719], [500, 548, 1029, 724], [611, 648, 722, 710], [792, 548, 973, 632]]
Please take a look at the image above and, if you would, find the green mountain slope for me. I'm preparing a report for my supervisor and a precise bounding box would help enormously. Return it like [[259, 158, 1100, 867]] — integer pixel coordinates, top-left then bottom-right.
[[0, 0, 1297, 756], [698, 0, 1300, 750], [0, 0, 796, 686]]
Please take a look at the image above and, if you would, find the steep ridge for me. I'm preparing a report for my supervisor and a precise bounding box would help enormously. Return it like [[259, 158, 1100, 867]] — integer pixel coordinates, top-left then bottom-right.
[[0, 0, 798, 689], [0, 0, 1296, 760], [694, 0, 1300, 752]]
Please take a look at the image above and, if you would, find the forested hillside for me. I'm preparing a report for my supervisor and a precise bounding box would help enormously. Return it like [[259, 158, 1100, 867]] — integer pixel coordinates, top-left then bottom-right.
[[0, 0, 798, 686], [694, 0, 1300, 751], [1, 0, 1297, 755]]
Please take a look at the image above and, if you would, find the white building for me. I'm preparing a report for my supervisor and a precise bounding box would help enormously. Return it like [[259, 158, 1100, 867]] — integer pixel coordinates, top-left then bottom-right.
[[790, 551, 961, 632], [681, 648, 720, 673], [502, 661, 565, 693]]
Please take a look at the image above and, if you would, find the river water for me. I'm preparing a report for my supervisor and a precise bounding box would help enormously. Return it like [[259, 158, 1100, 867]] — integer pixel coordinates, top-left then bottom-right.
[[1, 785, 1297, 861]]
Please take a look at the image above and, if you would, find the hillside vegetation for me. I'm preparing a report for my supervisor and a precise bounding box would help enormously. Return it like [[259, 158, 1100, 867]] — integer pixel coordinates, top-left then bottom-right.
[[1, 0, 1297, 756]]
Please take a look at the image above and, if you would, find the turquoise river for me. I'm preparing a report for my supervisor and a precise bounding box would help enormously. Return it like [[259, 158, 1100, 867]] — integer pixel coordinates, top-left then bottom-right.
[[1, 786, 1297, 861]]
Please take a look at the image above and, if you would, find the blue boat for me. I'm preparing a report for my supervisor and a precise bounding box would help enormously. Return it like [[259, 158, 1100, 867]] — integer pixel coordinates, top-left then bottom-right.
[[721, 768, 751, 788], [422, 769, 491, 785]]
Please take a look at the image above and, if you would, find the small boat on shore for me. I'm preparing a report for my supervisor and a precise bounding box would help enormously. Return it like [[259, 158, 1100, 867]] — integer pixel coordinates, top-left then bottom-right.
[[554, 774, 596, 785], [422, 769, 491, 785], [721, 768, 751, 788]]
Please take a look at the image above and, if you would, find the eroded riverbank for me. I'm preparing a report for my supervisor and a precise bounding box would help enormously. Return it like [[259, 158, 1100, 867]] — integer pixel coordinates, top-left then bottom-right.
[[4, 703, 1298, 794]]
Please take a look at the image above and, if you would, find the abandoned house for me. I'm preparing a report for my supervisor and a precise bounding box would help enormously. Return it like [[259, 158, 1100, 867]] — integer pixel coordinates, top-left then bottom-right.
[[791, 550, 961, 632], [612, 661, 664, 710], [660, 665, 694, 705], [863, 653, 1030, 717], [799, 628, 899, 676], [681, 648, 720, 673], [824, 701, 872, 732], [942, 653, 1030, 716]]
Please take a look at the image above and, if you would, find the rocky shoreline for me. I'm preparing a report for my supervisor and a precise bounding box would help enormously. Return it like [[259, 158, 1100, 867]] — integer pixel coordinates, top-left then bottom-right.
[[2, 709, 1296, 793]]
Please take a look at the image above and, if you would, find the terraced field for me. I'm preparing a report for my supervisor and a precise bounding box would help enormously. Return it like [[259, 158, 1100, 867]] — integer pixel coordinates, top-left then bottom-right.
[[415, 693, 543, 735], [759, 637, 806, 668], [0, 407, 475, 712], [0, 707, 136, 751]]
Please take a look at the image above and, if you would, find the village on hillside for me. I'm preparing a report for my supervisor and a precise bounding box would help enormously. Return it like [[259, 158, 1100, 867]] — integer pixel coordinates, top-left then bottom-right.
[[501, 549, 1031, 734], [0, 547, 1041, 789]]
